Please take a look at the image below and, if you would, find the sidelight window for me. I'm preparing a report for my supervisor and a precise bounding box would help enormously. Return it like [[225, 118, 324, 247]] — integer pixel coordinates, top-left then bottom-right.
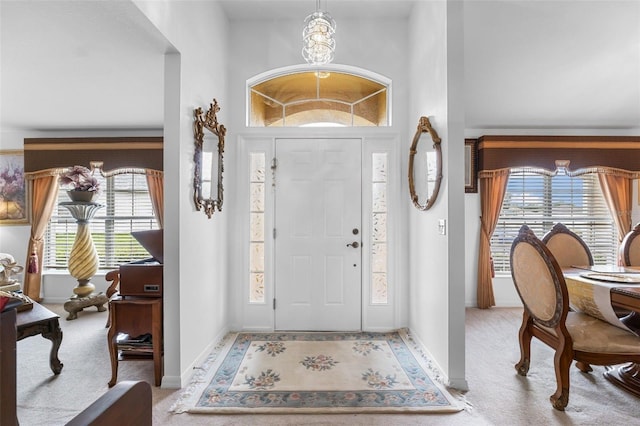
[[371, 153, 389, 304], [249, 153, 266, 303]]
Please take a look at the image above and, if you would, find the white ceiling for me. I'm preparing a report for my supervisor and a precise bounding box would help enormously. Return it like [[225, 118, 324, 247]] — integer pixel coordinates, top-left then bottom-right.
[[1, 0, 638, 133], [464, 0, 640, 131], [217, 0, 415, 20], [0, 0, 171, 132]]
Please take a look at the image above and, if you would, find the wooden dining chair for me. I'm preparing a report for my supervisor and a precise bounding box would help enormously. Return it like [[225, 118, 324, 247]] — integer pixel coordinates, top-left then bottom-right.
[[510, 224, 640, 410], [541, 222, 593, 268], [620, 223, 640, 267]]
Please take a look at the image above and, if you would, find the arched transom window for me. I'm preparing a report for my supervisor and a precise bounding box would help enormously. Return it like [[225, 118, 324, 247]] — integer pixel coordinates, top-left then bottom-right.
[[249, 67, 390, 127]]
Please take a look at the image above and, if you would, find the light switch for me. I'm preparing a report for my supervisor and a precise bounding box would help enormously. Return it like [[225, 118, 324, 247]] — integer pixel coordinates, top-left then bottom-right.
[[439, 219, 446, 235]]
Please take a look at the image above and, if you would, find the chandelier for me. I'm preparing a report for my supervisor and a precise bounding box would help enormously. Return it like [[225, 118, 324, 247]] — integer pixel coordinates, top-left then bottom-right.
[[302, 0, 336, 65]]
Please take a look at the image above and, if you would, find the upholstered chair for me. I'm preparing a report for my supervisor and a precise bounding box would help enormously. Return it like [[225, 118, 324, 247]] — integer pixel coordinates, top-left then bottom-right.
[[620, 223, 640, 267], [510, 225, 640, 411], [541, 222, 593, 268]]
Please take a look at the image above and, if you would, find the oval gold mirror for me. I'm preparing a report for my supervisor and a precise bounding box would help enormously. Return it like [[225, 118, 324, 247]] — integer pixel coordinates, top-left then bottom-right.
[[193, 99, 226, 218], [408, 116, 442, 211]]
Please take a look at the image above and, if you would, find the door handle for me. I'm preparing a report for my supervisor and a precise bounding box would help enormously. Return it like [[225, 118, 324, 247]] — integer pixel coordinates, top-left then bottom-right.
[[346, 241, 360, 248]]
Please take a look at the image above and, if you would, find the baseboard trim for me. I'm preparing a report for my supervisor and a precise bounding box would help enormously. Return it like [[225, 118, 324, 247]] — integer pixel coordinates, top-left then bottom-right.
[[174, 325, 230, 388], [406, 327, 469, 392]]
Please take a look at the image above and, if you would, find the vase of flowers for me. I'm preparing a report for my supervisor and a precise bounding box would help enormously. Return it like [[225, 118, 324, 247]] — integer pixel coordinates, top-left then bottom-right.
[[60, 165, 101, 202]]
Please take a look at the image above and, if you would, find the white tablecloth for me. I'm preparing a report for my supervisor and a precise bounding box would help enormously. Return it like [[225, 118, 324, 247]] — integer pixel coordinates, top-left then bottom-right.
[[564, 271, 639, 333]]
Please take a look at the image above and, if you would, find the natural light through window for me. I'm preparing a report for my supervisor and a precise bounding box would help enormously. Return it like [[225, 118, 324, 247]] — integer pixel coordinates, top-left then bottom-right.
[[249, 70, 389, 127], [249, 152, 266, 303], [491, 169, 617, 273], [45, 173, 158, 270], [371, 153, 389, 304]]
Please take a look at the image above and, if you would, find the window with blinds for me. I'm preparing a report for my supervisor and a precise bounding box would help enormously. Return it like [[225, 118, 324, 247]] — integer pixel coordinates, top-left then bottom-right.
[[45, 173, 159, 270], [491, 169, 617, 273]]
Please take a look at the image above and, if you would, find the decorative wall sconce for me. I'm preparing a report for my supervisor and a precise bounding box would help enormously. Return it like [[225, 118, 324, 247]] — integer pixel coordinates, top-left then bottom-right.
[[193, 99, 226, 218]]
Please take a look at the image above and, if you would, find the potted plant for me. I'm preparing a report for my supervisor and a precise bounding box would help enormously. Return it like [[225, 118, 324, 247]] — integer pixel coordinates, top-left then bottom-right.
[[60, 165, 101, 202]]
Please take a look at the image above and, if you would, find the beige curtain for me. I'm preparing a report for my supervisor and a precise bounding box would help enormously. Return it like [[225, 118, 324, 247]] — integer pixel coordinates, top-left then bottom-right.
[[477, 168, 511, 309], [145, 170, 164, 228], [598, 172, 633, 264], [23, 171, 61, 301]]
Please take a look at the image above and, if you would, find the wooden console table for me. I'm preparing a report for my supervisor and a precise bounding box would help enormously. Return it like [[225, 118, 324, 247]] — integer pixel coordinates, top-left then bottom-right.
[[16, 302, 63, 375], [107, 296, 162, 387]]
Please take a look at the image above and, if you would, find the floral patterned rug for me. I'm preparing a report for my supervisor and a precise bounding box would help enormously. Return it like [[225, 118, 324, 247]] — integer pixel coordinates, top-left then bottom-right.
[[171, 329, 464, 413]]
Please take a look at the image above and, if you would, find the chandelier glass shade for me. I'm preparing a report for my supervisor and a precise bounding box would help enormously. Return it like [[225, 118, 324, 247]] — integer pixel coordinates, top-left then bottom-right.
[[302, 2, 336, 65]]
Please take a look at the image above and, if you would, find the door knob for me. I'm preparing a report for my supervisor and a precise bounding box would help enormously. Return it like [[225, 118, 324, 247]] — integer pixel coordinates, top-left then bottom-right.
[[346, 241, 359, 248]]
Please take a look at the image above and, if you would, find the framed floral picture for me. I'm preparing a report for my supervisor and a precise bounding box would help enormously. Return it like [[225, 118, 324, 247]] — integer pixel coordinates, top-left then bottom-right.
[[0, 150, 28, 224]]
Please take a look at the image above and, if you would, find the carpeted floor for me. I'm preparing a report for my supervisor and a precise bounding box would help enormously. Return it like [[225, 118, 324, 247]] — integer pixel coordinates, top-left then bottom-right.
[[15, 305, 640, 425], [171, 330, 463, 413]]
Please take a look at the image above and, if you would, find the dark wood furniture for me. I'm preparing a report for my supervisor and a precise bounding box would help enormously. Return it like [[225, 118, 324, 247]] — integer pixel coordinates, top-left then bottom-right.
[[620, 223, 640, 266], [510, 225, 640, 411], [16, 301, 63, 374], [2, 300, 151, 426], [604, 286, 640, 397], [65, 380, 152, 426], [106, 231, 164, 387], [563, 269, 640, 397], [1, 304, 19, 426], [107, 296, 162, 387], [606, 224, 640, 395]]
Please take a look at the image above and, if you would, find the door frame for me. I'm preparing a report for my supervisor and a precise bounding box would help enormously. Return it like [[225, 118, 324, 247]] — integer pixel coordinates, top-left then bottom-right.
[[235, 131, 403, 333]]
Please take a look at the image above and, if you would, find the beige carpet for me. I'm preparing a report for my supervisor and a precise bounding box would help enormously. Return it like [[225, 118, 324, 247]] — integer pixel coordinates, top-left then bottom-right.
[[170, 330, 463, 414], [14, 305, 640, 425]]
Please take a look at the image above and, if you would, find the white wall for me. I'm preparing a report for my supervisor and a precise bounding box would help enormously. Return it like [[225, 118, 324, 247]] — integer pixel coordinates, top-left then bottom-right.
[[223, 15, 412, 329], [407, 1, 467, 389], [134, 0, 229, 387]]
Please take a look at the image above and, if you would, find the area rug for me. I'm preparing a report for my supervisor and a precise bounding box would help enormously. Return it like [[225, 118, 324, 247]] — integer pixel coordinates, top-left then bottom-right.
[[171, 329, 464, 414]]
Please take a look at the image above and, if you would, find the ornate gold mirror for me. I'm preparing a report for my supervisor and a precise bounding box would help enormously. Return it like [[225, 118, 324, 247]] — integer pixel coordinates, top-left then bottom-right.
[[193, 99, 226, 218], [408, 116, 442, 211]]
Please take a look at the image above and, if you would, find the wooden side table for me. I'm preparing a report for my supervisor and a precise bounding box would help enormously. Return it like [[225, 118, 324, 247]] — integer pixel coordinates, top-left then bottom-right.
[[16, 302, 63, 374], [107, 297, 162, 387]]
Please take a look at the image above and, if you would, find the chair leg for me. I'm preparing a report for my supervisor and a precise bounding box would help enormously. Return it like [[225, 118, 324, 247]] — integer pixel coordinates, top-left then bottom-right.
[[515, 312, 532, 376], [550, 337, 573, 411], [575, 361, 592, 373]]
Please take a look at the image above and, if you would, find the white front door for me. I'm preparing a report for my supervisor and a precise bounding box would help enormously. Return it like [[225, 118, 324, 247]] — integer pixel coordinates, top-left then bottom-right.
[[274, 138, 362, 331]]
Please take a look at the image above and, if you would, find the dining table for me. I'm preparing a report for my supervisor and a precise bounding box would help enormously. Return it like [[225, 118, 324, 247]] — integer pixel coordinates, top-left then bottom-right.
[[563, 265, 640, 397]]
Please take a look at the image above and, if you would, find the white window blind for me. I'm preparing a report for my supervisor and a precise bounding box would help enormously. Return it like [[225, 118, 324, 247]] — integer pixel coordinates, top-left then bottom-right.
[[45, 173, 158, 270], [491, 169, 617, 273]]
